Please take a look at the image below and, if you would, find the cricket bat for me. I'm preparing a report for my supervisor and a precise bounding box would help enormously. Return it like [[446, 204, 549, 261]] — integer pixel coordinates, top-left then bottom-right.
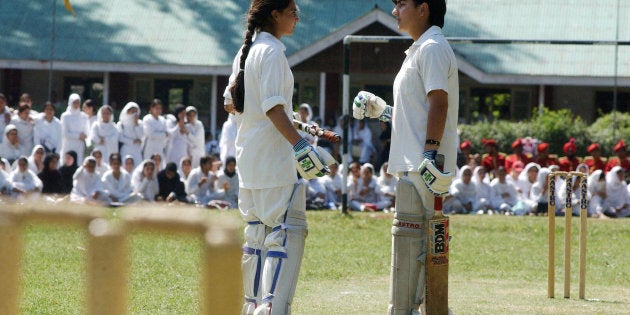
[[293, 119, 341, 143], [425, 154, 449, 314]]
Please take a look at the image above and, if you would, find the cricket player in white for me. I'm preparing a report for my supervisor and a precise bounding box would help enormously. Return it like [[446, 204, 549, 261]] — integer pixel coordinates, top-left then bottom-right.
[[353, 0, 458, 313], [224, 1, 330, 314]]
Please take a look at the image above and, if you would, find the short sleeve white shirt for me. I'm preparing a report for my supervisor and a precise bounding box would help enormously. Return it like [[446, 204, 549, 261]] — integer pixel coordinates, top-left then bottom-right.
[[225, 32, 296, 189], [388, 26, 459, 175]]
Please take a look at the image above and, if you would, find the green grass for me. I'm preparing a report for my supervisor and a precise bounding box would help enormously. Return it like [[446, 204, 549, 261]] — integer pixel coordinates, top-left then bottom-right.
[[15, 212, 630, 314]]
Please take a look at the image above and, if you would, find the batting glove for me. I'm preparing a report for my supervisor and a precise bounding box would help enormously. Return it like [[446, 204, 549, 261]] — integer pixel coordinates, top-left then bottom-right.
[[418, 151, 453, 196], [353, 91, 392, 122], [294, 138, 330, 180]]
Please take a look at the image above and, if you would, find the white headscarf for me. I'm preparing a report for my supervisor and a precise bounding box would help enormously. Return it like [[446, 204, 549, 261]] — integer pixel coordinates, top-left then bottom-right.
[[66, 93, 81, 114], [587, 169, 604, 196], [605, 166, 627, 208], [119, 102, 140, 127], [93, 105, 118, 138], [27, 144, 45, 173]]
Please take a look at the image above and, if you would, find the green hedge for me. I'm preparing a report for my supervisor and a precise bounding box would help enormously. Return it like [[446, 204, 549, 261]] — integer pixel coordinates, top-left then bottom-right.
[[459, 109, 630, 157]]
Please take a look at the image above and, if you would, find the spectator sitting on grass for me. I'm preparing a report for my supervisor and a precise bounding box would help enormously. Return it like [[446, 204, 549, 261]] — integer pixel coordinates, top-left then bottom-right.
[[472, 166, 493, 214], [605, 166, 630, 218], [445, 165, 477, 214], [348, 163, 390, 212], [490, 166, 519, 215], [530, 167, 550, 215], [156, 162, 188, 203]]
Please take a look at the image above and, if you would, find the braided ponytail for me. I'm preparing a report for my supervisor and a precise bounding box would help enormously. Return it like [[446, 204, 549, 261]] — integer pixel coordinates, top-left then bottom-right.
[[228, 0, 292, 113]]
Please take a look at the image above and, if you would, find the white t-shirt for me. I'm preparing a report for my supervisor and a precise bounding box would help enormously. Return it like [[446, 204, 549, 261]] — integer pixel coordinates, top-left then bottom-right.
[[34, 116, 62, 153], [224, 32, 296, 189], [388, 26, 459, 175]]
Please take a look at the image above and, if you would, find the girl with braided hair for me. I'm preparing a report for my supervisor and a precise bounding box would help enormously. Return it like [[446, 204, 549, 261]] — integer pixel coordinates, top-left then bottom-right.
[[223, 1, 329, 314]]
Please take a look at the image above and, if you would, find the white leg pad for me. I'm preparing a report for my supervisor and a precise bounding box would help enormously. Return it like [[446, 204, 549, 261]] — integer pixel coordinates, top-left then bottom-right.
[[388, 179, 426, 315], [255, 183, 308, 315], [242, 221, 267, 315]]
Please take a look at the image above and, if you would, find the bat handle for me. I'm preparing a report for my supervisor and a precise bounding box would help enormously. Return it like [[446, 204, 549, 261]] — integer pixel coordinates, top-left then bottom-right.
[[434, 154, 445, 213], [317, 129, 341, 143]]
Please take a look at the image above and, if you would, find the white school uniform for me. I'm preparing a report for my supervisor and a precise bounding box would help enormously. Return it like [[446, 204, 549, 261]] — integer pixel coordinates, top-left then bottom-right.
[[0, 125, 22, 163], [219, 114, 237, 164], [130, 160, 159, 201], [102, 169, 137, 203], [117, 103, 144, 168], [70, 165, 107, 203], [60, 94, 90, 164], [142, 114, 169, 160], [10, 115, 34, 156], [186, 167, 219, 204], [166, 119, 192, 166], [34, 115, 62, 153], [388, 25, 459, 177], [186, 118, 206, 168], [90, 107, 119, 162], [0, 106, 11, 144]]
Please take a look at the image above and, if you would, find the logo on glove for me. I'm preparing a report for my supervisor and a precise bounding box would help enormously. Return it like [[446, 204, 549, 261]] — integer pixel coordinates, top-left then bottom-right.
[[421, 168, 437, 185]]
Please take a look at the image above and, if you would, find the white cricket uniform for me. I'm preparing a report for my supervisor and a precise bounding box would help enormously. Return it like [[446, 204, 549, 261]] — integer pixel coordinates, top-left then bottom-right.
[[60, 106, 90, 165], [186, 120, 206, 168], [142, 114, 169, 160], [34, 116, 62, 153], [90, 110, 119, 162], [224, 31, 305, 314], [388, 26, 459, 189]]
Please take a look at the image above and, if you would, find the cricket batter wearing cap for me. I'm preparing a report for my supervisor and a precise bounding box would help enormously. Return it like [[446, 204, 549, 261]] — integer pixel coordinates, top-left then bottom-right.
[[353, 0, 458, 313]]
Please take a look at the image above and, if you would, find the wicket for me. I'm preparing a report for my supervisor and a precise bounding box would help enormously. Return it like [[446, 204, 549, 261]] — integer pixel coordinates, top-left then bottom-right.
[[0, 203, 242, 315], [547, 171, 588, 299]]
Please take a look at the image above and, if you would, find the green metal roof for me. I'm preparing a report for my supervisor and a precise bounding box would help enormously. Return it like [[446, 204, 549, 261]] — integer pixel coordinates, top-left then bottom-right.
[[1, 0, 628, 81], [0, 0, 395, 67], [444, 0, 630, 79]]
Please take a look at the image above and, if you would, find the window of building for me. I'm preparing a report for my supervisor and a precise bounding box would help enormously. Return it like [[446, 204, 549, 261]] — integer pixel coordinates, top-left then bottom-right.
[[596, 91, 630, 114], [469, 88, 511, 121], [64, 77, 103, 105]]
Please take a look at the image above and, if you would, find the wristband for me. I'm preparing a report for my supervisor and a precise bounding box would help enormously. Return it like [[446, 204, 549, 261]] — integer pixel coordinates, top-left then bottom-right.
[[425, 139, 441, 146], [423, 150, 437, 161], [293, 138, 310, 152]]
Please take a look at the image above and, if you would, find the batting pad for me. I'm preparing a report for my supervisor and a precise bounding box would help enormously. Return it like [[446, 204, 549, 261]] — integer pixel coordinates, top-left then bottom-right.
[[242, 221, 267, 314], [389, 179, 425, 315], [255, 183, 308, 315]]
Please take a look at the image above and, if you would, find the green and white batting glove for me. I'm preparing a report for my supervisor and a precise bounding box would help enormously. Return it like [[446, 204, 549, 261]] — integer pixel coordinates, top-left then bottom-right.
[[353, 91, 392, 122], [294, 138, 330, 180], [418, 150, 453, 196]]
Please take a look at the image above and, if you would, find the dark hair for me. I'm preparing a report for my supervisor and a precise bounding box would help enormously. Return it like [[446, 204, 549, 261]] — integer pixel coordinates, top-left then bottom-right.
[[173, 104, 186, 122], [150, 98, 163, 108], [83, 99, 95, 109], [393, 0, 446, 28], [109, 153, 122, 164], [200, 155, 214, 166], [228, 0, 292, 113], [17, 103, 30, 114], [43, 153, 60, 170], [43, 101, 56, 112]]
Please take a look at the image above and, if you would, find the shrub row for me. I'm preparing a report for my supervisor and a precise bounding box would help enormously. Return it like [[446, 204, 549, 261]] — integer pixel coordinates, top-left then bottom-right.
[[458, 110, 630, 157]]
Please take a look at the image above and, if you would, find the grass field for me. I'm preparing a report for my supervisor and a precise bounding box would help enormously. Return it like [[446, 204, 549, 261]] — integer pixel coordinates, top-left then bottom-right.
[[15, 210, 630, 314]]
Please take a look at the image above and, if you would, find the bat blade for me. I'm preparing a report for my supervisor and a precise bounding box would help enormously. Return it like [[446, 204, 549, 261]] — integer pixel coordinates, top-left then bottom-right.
[[425, 154, 449, 314]]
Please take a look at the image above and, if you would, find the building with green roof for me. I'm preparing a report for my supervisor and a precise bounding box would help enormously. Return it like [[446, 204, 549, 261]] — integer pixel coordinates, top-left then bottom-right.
[[1, 0, 628, 133]]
